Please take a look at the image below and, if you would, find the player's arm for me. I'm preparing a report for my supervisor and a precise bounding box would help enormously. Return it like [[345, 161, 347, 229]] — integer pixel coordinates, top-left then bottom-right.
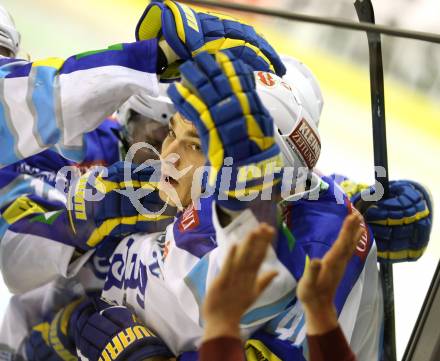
[[0, 189, 95, 294], [0, 0, 285, 168], [0, 162, 175, 293], [0, 40, 163, 167]]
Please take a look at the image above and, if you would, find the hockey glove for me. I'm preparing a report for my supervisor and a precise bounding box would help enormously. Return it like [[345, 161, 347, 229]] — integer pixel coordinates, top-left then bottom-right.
[[136, 0, 285, 80], [342, 178, 433, 263], [25, 298, 83, 361], [168, 51, 282, 210], [68, 161, 176, 251], [73, 298, 173, 361]]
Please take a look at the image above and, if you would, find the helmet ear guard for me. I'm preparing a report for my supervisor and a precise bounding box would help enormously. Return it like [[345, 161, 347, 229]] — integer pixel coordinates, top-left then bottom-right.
[[116, 83, 175, 127], [255, 71, 321, 177], [0, 5, 20, 57], [280, 55, 324, 128], [116, 83, 175, 154]]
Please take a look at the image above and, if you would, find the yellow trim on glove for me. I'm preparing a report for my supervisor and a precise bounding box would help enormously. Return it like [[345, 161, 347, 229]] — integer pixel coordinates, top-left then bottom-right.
[[137, 3, 162, 40], [166, 0, 187, 43], [3, 196, 46, 225], [60, 298, 84, 336], [217, 51, 274, 151], [32, 322, 50, 345], [245, 339, 282, 361], [193, 38, 275, 73], [49, 309, 78, 361], [86, 214, 173, 248], [378, 247, 427, 261], [174, 82, 223, 185], [100, 325, 154, 361], [166, 0, 200, 40], [369, 207, 430, 226], [95, 175, 159, 193]]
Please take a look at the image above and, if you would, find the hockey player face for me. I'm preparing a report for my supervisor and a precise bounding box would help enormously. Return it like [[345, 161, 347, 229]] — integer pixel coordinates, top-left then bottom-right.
[[159, 113, 205, 209]]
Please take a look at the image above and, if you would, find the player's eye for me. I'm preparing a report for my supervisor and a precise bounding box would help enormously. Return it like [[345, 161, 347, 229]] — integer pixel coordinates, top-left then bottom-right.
[[189, 143, 201, 152], [167, 128, 176, 139]]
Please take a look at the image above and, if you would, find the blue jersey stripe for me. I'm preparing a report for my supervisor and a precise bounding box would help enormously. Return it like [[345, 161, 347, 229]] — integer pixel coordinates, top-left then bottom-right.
[[53, 140, 87, 163], [59, 40, 158, 75], [0, 97, 20, 164], [0, 176, 36, 209], [184, 253, 210, 325], [32, 66, 61, 147], [0, 60, 31, 78], [241, 291, 294, 326]]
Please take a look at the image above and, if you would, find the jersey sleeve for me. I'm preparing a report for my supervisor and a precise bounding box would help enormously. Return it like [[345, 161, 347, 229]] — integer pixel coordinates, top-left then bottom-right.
[[0, 189, 93, 294], [259, 177, 382, 361], [0, 39, 159, 166]]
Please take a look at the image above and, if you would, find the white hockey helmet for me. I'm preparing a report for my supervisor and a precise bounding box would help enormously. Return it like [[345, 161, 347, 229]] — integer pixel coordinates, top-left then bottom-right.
[[116, 82, 175, 126], [255, 70, 321, 171], [0, 5, 20, 57], [281, 55, 323, 127]]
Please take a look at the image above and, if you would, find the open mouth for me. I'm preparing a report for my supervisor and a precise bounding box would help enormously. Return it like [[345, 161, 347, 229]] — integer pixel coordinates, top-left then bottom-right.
[[163, 174, 179, 187]]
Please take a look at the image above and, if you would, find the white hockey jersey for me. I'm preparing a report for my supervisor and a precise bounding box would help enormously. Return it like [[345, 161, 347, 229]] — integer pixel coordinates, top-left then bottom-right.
[[100, 180, 383, 360], [102, 199, 299, 355]]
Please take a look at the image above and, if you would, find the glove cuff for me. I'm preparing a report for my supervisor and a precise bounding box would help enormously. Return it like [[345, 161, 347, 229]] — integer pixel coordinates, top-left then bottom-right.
[[215, 145, 283, 211], [99, 325, 174, 361]]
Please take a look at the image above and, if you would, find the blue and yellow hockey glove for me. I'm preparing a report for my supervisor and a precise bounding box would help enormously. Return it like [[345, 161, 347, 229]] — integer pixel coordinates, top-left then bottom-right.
[[344, 179, 433, 263], [25, 298, 83, 361], [135, 0, 285, 80], [68, 161, 176, 251], [73, 298, 173, 361], [168, 51, 283, 210]]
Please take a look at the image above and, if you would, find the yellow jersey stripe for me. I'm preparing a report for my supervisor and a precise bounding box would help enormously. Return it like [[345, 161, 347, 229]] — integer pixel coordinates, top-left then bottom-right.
[[32, 57, 64, 70]]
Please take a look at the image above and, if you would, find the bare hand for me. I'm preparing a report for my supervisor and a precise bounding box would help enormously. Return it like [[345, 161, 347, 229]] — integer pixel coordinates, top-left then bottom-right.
[[297, 213, 364, 335], [202, 223, 278, 341]]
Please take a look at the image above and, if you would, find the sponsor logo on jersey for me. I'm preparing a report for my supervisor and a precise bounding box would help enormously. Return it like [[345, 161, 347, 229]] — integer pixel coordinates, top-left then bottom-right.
[[17, 163, 57, 184], [287, 119, 321, 168], [179, 202, 200, 231], [104, 238, 148, 309], [346, 200, 371, 262], [256, 71, 277, 87]]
